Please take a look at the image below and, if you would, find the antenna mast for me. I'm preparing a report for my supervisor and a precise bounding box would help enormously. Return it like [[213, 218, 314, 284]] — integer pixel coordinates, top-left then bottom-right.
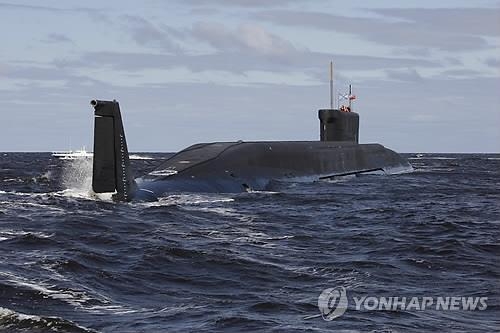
[[329, 61, 334, 109], [348, 84, 352, 111]]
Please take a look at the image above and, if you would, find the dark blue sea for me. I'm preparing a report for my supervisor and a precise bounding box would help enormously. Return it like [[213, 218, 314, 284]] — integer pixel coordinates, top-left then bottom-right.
[[0, 153, 499, 332]]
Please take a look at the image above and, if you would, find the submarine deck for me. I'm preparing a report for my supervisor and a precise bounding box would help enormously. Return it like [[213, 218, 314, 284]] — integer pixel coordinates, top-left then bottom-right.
[[143, 141, 402, 180]]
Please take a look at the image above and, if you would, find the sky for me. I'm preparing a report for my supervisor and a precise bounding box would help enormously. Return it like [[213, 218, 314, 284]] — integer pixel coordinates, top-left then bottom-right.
[[0, 0, 499, 152]]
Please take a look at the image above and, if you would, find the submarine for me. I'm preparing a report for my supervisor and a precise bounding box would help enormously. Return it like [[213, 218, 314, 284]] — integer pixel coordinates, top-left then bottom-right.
[[89, 95, 411, 202]]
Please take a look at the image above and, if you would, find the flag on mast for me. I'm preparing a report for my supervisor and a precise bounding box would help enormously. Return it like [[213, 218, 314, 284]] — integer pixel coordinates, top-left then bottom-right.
[[339, 86, 357, 101], [348, 84, 356, 100]]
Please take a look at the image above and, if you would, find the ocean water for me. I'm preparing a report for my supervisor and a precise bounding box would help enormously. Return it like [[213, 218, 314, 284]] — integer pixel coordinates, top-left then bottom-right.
[[0, 153, 499, 332]]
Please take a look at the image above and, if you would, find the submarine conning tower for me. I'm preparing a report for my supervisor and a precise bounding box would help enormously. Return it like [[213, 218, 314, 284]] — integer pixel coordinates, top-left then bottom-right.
[[318, 109, 359, 143]]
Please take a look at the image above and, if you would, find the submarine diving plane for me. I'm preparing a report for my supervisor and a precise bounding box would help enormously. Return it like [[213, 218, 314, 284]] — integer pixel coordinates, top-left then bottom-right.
[[90, 90, 411, 202]]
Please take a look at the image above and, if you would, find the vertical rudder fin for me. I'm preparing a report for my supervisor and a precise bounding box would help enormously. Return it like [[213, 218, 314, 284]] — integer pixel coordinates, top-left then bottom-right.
[[91, 99, 136, 201]]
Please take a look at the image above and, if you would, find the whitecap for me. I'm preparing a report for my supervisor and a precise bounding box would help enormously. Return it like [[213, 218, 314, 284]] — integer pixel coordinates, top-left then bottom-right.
[[0, 271, 137, 315], [0, 306, 94, 332], [129, 154, 154, 160], [141, 193, 235, 207], [408, 156, 456, 160], [56, 188, 114, 202], [383, 164, 414, 174], [0, 230, 54, 242]]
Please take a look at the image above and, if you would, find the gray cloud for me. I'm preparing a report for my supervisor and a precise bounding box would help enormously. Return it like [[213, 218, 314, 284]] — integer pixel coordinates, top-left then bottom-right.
[[0, 2, 112, 25], [0, 2, 64, 12], [1, 75, 498, 152], [385, 68, 423, 82], [120, 18, 301, 60], [444, 57, 463, 66], [45, 33, 73, 44], [180, 0, 302, 7], [0, 2, 104, 15], [68, 50, 439, 76], [393, 47, 431, 57], [255, 8, 497, 51], [485, 57, 500, 68], [2, 64, 77, 81], [121, 15, 181, 52], [73, 19, 440, 76], [439, 69, 484, 78], [372, 8, 500, 37], [90, 16, 444, 80]]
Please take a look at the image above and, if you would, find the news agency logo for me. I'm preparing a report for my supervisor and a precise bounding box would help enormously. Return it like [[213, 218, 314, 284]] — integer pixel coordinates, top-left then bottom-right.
[[317, 287, 488, 321], [318, 287, 348, 320]]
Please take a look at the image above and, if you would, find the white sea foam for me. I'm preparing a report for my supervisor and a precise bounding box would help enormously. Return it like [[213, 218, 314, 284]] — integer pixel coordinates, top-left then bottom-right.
[[2, 178, 19, 182], [147, 169, 178, 177], [408, 157, 457, 160], [57, 188, 114, 202], [0, 271, 93, 307], [129, 154, 154, 160], [0, 307, 44, 322], [0, 193, 80, 216], [0, 271, 136, 315], [61, 157, 93, 194], [383, 164, 414, 175], [142, 194, 235, 207], [232, 231, 294, 248], [0, 230, 54, 242], [57, 157, 117, 201], [144, 194, 260, 222], [0, 191, 40, 197], [185, 206, 256, 222], [0, 306, 94, 331], [243, 189, 280, 194], [0, 188, 113, 203], [413, 166, 455, 172]]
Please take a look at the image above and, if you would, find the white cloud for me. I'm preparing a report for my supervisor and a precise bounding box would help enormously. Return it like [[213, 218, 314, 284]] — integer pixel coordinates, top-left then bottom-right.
[[191, 22, 298, 57], [237, 23, 296, 56]]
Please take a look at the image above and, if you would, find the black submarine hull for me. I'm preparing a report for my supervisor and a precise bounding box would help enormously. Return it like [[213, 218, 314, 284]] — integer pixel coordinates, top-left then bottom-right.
[[89, 100, 412, 202], [134, 141, 411, 200]]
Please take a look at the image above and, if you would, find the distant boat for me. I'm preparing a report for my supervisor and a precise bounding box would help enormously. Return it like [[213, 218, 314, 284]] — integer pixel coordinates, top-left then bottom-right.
[[52, 148, 153, 161], [52, 147, 93, 160]]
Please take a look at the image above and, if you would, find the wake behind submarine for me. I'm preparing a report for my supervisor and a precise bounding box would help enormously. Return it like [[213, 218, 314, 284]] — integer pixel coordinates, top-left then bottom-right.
[[90, 87, 411, 202]]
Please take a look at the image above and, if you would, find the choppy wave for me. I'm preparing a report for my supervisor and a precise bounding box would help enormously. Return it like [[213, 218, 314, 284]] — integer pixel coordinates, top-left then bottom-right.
[[0, 153, 499, 332], [0, 307, 94, 332], [408, 156, 457, 160]]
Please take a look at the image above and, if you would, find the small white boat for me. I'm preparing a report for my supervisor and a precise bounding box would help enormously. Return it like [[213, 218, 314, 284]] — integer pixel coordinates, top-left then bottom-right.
[[52, 147, 93, 160]]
